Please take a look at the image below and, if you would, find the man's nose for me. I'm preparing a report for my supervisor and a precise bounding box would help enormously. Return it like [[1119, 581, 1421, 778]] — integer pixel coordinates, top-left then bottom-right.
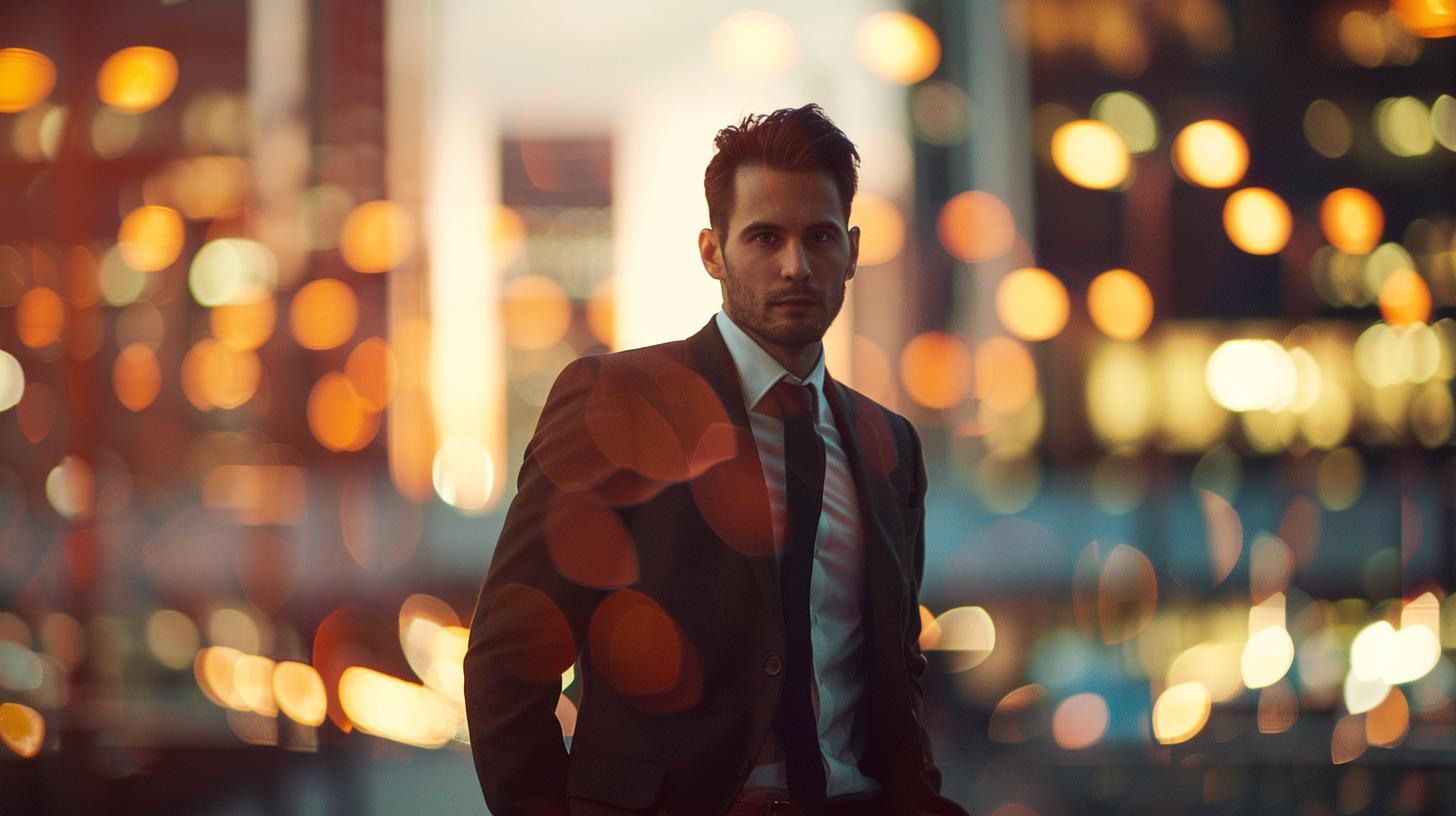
[[780, 240, 811, 280]]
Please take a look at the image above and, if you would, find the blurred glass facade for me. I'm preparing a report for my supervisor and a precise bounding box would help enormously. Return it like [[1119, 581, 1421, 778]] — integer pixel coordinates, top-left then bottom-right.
[[1, 1, 1455, 813]]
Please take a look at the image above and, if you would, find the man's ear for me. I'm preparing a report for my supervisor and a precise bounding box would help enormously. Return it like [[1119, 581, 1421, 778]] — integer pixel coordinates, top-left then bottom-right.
[[845, 224, 860, 281], [699, 228, 725, 281]]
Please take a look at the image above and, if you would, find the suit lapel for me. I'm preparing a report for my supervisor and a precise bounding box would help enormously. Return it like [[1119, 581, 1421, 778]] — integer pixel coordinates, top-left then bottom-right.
[[683, 319, 784, 638], [822, 373, 909, 678], [823, 374, 906, 580]]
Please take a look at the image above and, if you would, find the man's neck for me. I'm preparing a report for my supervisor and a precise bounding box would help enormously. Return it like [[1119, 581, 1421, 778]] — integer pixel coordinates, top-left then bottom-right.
[[738, 325, 820, 380]]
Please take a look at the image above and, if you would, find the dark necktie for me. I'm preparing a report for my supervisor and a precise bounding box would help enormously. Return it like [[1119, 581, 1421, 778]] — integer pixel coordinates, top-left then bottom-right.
[[755, 378, 828, 809]]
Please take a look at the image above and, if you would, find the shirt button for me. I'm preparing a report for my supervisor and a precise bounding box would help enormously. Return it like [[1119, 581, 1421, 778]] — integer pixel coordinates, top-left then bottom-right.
[[763, 655, 783, 675]]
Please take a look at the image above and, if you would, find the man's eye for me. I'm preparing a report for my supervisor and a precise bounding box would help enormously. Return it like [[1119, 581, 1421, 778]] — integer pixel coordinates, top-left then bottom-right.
[[752, 233, 776, 245], [809, 230, 833, 243]]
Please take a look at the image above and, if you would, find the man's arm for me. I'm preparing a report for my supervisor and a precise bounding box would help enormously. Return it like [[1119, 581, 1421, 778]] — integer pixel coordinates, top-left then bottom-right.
[[903, 420, 972, 816], [464, 357, 608, 816]]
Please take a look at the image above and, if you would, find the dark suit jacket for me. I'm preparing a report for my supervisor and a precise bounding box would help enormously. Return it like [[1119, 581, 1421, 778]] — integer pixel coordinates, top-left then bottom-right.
[[464, 318, 968, 816]]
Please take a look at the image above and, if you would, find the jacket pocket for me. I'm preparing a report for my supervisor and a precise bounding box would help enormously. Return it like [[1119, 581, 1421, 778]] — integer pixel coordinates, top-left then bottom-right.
[[566, 748, 669, 810]]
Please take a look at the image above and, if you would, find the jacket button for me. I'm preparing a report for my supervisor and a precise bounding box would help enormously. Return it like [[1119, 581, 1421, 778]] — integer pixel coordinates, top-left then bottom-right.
[[763, 655, 782, 675]]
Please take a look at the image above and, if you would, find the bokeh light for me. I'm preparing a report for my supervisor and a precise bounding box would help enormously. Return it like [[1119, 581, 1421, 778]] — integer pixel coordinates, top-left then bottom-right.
[[1085, 342, 1154, 448], [849, 193, 906, 266], [432, 436, 497, 513], [1050, 120, 1130, 190], [1172, 120, 1248, 188], [1051, 694, 1108, 751], [1168, 641, 1243, 702], [189, 238, 280, 307], [1152, 682, 1212, 744], [1091, 91, 1158, 155], [0, 48, 56, 113], [1241, 625, 1295, 689], [1375, 96, 1435, 156], [1339, 10, 1388, 67], [855, 11, 941, 85], [181, 339, 261, 410], [1205, 339, 1297, 412], [146, 609, 199, 670], [113, 343, 162, 411], [45, 456, 95, 521], [339, 200, 415, 274], [975, 335, 1038, 415], [900, 332, 972, 409], [345, 337, 397, 411], [1223, 188, 1292, 255], [588, 590, 697, 706], [92, 108, 143, 159], [996, 268, 1069, 341], [1304, 99, 1352, 158], [337, 666, 456, 748], [211, 293, 277, 352], [0, 350, 24, 412], [118, 205, 185, 272], [308, 372, 379, 452], [1258, 681, 1299, 734], [1093, 543, 1158, 644], [937, 190, 1015, 263], [273, 661, 327, 726], [1086, 269, 1153, 341], [708, 11, 797, 82], [1378, 268, 1433, 326], [97, 46, 178, 114], [928, 606, 996, 670], [290, 278, 358, 351], [911, 81, 972, 145], [1320, 188, 1384, 254], [1366, 687, 1410, 747], [1433, 94, 1456, 151], [502, 275, 571, 351], [1392, 0, 1456, 36], [0, 702, 44, 758], [16, 287, 64, 349]]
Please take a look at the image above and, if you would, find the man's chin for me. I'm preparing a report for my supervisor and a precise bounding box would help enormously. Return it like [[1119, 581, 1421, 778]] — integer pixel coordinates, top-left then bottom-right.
[[759, 319, 828, 349]]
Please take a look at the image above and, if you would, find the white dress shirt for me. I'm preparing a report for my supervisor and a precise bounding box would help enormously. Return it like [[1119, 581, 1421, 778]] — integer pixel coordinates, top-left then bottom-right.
[[713, 310, 880, 801]]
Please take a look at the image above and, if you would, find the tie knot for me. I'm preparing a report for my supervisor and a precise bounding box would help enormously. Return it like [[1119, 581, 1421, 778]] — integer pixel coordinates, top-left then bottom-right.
[[755, 379, 815, 420]]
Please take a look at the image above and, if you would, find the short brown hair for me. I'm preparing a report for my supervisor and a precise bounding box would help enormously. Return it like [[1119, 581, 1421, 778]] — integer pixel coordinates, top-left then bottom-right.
[[703, 104, 860, 235]]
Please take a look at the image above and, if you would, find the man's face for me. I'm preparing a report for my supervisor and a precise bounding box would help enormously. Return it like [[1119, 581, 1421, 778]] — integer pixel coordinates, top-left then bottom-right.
[[700, 165, 860, 352]]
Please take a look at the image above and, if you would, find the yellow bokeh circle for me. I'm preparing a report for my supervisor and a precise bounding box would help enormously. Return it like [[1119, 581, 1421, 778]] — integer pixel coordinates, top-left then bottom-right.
[[850, 194, 906, 266], [118, 205, 185, 272], [289, 279, 358, 351], [1087, 269, 1154, 341], [1172, 120, 1249, 188], [1051, 120, 1130, 190], [900, 332, 973, 410], [97, 46, 178, 114], [855, 12, 941, 85], [1223, 188, 1292, 255], [996, 268, 1069, 341], [0, 48, 57, 113], [340, 200, 415, 274], [1319, 188, 1384, 255]]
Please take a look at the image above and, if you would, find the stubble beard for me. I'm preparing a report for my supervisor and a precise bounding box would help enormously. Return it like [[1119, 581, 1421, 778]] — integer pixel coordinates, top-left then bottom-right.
[[720, 254, 846, 352]]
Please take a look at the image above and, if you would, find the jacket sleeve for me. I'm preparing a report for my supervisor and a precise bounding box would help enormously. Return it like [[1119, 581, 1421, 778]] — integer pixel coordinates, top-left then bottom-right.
[[464, 357, 608, 816], [902, 420, 972, 816]]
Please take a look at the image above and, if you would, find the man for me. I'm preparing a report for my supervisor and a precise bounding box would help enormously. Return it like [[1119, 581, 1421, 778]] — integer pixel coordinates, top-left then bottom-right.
[[465, 104, 968, 816]]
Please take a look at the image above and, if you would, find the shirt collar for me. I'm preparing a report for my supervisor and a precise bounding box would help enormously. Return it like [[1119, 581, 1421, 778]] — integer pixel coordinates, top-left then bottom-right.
[[714, 309, 827, 421]]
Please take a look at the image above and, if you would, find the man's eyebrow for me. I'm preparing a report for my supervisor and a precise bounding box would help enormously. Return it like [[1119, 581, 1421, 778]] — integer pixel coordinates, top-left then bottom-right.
[[736, 221, 783, 238], [736, 220, 844, 239]]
